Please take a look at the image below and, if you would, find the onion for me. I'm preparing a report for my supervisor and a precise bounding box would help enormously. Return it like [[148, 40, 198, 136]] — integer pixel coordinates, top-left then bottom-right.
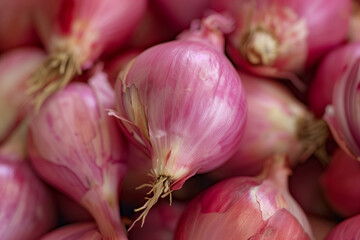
[[29, 0, 147, 109], [175, 156, 314, 239], [0, 47, 45, 145], [325, 214, 360, 239], [324, 57, 360, 160], [0, 0, 39, 51], [211, 72, 328, 178], [40, 222, 102, 240], [111, 13, 247, 228], [322, 148, 360, 217], [28, 71, 128, 239], [210, 0, 351, 81], [0, 160, 57, 240], [129, 202, 185, 240], [151, 0, 211, 31], [289, 158, 333, 217], [309, 42, 360, 117]]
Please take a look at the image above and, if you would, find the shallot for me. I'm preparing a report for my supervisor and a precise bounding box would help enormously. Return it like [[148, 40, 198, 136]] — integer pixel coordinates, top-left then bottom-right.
[[112, 13, 247, 228], [29, 0, 146, 109], [28, 71, 128, 239], [212, 72, 328, 177], [210, 0, 351, 81], [175, 156, 314, 239]]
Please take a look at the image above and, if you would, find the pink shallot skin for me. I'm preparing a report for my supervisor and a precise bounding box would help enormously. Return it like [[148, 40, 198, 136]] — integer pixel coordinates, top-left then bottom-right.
[[309, 42, 360, 117], [28, 72, 128, 240], [0, 0, 39, 51], [40, 222, 102, 240], [34, 0, 147, 66], [212, 72, 309, 177], [175, 157, 314, 240], [115, 13, 246, 192], [0, 160, 57, 240], [325, 214, 360, 239], [210, 0, 351, 78], [0, 47, 45, 145]]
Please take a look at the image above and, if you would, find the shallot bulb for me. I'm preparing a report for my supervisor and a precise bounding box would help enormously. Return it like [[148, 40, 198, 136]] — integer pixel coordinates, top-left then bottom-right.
[[210, 0, 351, 81], [40, 222, 102, 240], [322, 148, 360, 217], [175, 156, 314, 240], [212, 72, 328, 177], [129, 202, 185, 240], [0, 0, 39, 51], [0, 48, 45, 145], [29, 0, 146, 109], [0, 160, 56, 240], [309, 42, 360, 117], [324, 57, 360, 159], [28, 72, 128, 239], [325, 214, 360, 239], [112, 13, 247, 227]]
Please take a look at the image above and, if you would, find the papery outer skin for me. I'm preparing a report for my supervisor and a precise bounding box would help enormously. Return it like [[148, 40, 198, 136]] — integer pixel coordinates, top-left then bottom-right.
[[210, 0, 351, 75], [211, 72, 308, 177], [28, 72, 128, 239], [323, 57, 360, 159], [152, 0, 211, 31], [309, 42, 360, 117], [115, 38, 247, 190], [322, 148, 360, 217], [0, 1, 39, 51], [325, 214, 360, 239], [40, 222, 102, 240], [0, 47, 45, 144], [289, 158, 333, 217], [175, 172, 313, 239], [129, 202, 185, 240], [0, 160, 56, 240], [34, 0, 146, 67], [105, 49, 141, 87]]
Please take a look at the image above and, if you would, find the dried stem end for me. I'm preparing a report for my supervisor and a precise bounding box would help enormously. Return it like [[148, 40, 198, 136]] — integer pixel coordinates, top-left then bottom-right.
[[241, 29, 279, 66], [297, 116, 330, 164], [27, 51, 82, 111], [128, 173, 173, 231]]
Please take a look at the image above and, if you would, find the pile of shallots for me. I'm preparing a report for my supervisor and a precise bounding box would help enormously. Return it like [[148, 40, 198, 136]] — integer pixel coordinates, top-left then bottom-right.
[[1, 0, 360, 239]]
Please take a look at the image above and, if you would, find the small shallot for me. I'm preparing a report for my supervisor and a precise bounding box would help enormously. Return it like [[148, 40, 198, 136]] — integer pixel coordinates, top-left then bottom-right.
[[29, 0, 146, 109], [112, 13, 247, 228], [175, 156, 314, 240], [28, 72, 128, 239]]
